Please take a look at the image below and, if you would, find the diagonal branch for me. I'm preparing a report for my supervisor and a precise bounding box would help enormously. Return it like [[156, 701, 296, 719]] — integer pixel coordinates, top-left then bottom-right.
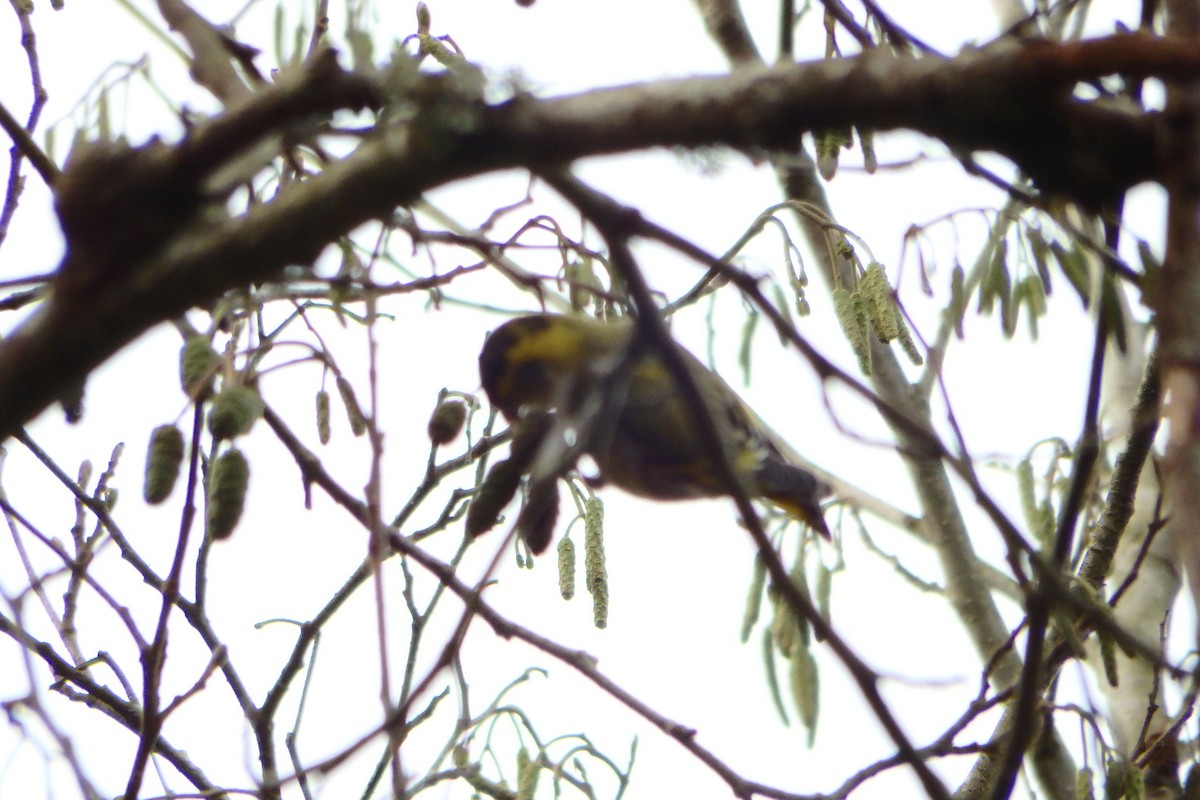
[[0, 33, 1194, 462]]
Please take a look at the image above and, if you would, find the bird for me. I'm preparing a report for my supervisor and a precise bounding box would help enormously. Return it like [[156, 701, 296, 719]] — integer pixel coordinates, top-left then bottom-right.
[[476, 312, 831, 542]]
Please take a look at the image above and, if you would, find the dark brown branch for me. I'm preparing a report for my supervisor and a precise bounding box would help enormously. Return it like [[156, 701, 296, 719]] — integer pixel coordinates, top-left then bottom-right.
[[123, 404, 207, 800], [0, 0, 52, 252], [0, 610, 227, 798], [0, 33, 1193, 452]]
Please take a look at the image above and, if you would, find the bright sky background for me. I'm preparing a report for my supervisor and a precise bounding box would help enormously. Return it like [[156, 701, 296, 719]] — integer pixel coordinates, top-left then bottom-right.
[[0, 2, 1181, 799]]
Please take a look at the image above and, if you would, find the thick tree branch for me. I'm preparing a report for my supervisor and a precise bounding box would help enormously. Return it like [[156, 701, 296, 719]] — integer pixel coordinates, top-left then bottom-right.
[[0, 33, 1194, 444]]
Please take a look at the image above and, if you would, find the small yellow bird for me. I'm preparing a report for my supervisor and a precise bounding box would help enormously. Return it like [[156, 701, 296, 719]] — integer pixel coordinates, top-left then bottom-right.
[[477, 313, 830, 543]]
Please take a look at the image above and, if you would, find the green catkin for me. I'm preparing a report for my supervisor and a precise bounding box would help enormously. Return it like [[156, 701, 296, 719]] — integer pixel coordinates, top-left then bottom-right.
[[858, 126, 878, 173], [1000, 268, 1019, 338], [788, 559, 812, 649], [740, 555, 767, 643], [1028, 228, 1053, 293], [1017, 458, 1054, 550], [207, 385, 264, 440], [1025, 268, 1050, 327], [515, 749, 539, 800], [584, 497, 607, 629], [336, 376, 367, 436], [316, 390, 331, 445], [789, 644, 820, 746], [584, 497, 605, 590], [427, 399, 467, 445], [949, 264, 966, 339], [590, 575, 609, 630], [1104, 758, 1127, 800], [1100, 630, 1120, 687], [1124, 764, 1145, 800], [1016, 460, 1039, 536], [833, 286, 871, 375], [517, 480, 559, 555], [816, 564, 832, 623], [762, 626, 789, 724], [815, 127, 852, 180], [180, 336, 219, 400], [770, 596, 797, 659], [143, 424, 185, 504], [893, 317, 924, 366], [465, 459, 521, 537], [207, 448, 250, 540], [979, 238, 1010, 315], [1038, 500, 1055, 544], [557, 537, 576, 600], [860, 262, 923, 365], [850, 290, 873, 374], [1052, 240, 1092, 308], [861, 263, 900, 342], [1076, 767, 1095, 800]]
